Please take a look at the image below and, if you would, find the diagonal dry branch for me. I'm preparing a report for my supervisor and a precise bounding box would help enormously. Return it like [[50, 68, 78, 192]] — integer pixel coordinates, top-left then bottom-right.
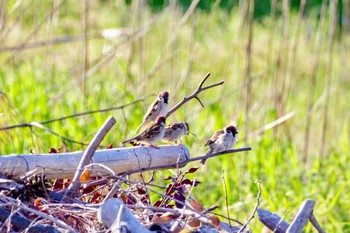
[[63, 116, 116, 200], [166, 72, 224, 117]]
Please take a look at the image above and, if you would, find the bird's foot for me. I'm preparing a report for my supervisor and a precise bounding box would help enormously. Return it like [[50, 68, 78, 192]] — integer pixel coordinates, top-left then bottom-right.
[[150, 144, 160, 149]]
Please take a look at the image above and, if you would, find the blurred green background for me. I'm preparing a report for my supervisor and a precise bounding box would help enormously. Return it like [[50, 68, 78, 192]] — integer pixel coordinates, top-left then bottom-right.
[[0, 0, 349, 232]]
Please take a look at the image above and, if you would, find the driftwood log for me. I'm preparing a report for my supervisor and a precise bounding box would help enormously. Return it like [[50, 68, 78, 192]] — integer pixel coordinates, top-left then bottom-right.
[[0, 145, 190, 179]]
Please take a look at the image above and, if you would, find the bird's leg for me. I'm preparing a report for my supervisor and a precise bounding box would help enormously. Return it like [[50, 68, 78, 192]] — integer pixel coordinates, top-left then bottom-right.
[[200, 150, 211, 165]]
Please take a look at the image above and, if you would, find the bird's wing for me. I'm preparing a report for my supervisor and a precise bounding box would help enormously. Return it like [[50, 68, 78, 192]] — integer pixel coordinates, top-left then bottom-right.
[[167, 123, 181, 131], [143, 100, 159, 121], [136, 100, 160, 131], [205, 129, 224, 146], [138, 123, 162, 140]]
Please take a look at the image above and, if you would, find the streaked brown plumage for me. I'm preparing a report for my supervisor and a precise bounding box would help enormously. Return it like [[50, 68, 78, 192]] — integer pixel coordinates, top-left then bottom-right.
[[123, 116, 166, 146], [163, 121, 189, 144], [136, 91, 169, 131], [201, 125, 238, 164]]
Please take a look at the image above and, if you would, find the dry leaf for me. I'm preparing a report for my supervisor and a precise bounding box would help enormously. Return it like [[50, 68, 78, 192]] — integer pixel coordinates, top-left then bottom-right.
[[209, 215, 221, 230], [187, 218, 201, 228], [152, 212, 177, 225], [79, 169, 91, 182], [34, 198, 41, 207], [190, 201, 204, 212]]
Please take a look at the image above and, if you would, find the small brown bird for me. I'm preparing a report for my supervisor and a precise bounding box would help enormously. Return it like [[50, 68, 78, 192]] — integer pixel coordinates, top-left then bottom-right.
[[136, 91, 169, 131], [162, 121, 189, 144], [201, 125, 238, 164], [123, 116, 166, 147]]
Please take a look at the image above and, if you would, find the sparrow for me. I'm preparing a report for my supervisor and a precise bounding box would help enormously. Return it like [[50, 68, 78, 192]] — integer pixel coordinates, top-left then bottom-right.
[[136, 91, 169, 131], [162, 121, 189, 144], [201, 125, 238, 164], [123, 116, 166, 147]]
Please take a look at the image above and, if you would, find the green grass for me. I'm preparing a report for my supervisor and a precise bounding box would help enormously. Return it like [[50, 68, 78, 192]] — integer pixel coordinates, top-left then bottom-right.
[[1, 1, 350, 232]]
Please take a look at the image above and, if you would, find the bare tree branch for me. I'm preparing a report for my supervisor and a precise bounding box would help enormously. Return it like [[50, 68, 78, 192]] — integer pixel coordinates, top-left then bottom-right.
[[0, 97, 148, 131], [63, 116, 116, 200], [122, 147, 251, 176], [166, 72, 224, 117], [238, 180, 262, 233]]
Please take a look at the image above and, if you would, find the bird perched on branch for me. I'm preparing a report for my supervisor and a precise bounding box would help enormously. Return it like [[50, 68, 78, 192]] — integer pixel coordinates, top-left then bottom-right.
[[201, 125, 238, 164], [162, 121, 189, 144], [136, 91, 169, 131], [123, 116, 166, 147]]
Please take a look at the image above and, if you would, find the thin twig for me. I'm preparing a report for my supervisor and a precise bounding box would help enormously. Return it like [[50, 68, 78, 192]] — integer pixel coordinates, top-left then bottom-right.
[[0, 98, 148, 131], [221, 170, 232, 229], [166, 72, 224, 117], [27, 122, 90, 146], [2, 196, 76, 232], [63, 116, 116, 200], [115, 203, 124, 232], [238, 180, 262, 233], [122, 147, 252, 176], [309, 212, 326, 233]]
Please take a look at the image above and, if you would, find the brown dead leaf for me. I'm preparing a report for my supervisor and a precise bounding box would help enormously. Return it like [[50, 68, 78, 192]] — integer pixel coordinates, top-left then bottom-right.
[[106, 143, 113, 149], [34, 198, 41, 207], [209, 215, 221, 230], [187, 218, 201, 228], [79, 169, 91, 182], [189, 201, 204, 212], [152, 212, 176, 225]]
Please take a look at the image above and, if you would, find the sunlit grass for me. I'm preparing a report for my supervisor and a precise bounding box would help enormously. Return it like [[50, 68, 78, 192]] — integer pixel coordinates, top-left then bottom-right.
[[0, 1, 349, 231]]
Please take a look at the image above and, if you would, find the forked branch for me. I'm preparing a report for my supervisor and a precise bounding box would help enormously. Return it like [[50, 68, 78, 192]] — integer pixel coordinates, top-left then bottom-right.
[[166, 72, 224, 117]]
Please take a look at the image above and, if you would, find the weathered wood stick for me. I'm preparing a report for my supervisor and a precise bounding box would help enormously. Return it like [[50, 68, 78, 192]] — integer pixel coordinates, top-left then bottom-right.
[[309, 212, 326, 233], [257, 208, 289, 233], [64, 116, 116, 199], [286, 200, 315, 233], [0, 145, 190, 179]]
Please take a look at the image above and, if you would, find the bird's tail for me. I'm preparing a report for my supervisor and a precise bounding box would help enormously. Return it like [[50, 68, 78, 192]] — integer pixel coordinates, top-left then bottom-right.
[[122, 137, 137, 144], [136, 120, 153, 132], [200, 148, 212, 165]]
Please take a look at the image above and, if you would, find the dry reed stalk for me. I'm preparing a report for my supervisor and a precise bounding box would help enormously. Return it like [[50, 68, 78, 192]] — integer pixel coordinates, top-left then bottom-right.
[[3, 0, 67, 64], [302, 0, 328, 165], [243, 0, 254, 171], [82, 0, 89, 109], [319, 0, 338, 162]]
